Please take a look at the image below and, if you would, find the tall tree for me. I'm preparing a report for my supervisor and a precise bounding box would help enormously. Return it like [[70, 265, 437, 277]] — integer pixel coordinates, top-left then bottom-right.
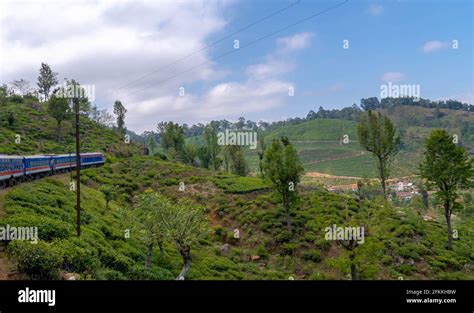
[[113, 100, 127, 136], [96, 109, 115, 127], [37, 63, 58, 101], [357, 111, 400, 198], [257, 136, 266, 177], [262, 137, 304, 234], [62, 79, 91, 114], [11, 79, 33, 96], [157, 198, 208, 280], [226, 145, 247, 176], [204, 121, 221, 170], [197, 146, 211, 169], [100, 185, 114, 209], [133, 190, 168, 269], [47, 94, 70, 142], [419, 129, 473, 249], [183, 143, 198, 165], [160, 122, 185, 160], [147, 136, 158, 156], [236, 117, 246, 130], [360, 97, 381, 111]]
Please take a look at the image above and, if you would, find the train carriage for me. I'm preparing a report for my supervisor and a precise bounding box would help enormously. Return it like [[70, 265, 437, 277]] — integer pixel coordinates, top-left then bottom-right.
[[0, 152, 104, 188], [0, 155, 24, 183], [52, 154, 76, 171], [80, 153, 105, 167], [24, 155, 53, 176]]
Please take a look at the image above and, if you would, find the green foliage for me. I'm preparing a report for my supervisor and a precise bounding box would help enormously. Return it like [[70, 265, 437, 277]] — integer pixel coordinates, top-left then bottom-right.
[[113, 100, 127, 136], [160, 122, 185, 160], [47, 94, 70, 142], [204, 121, 221, 170], [8, 240, 63, 279], [0, 97, 141, 156], [262, 136, 304, 233], [420, 129, 473, 200], [100, 185, 115, 208], [420, 129, 473, 249], [0, 214, 72, 241], [225, 145, 248, 176], [357, 111, 400, 196], [213, 174, 270, 193], [147, 136, 158, 156], [37, 62, 58, 101]]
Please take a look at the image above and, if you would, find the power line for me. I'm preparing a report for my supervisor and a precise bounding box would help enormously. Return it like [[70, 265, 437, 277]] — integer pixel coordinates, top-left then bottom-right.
[[96, 0, 302, 102], [103, 0, 349, 104], [107, 0, 349, 103]]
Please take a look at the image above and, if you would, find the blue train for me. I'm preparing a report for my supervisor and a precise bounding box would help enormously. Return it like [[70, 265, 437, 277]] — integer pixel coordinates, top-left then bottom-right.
[[0, 152, 105, 188]]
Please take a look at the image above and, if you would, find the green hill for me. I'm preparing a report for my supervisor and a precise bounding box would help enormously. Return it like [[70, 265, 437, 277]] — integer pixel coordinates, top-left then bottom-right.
[[0, 97, 473, 281], [1, 156, 473, 280], [242, 109, 473, 178], [0, 98, 140, 156]]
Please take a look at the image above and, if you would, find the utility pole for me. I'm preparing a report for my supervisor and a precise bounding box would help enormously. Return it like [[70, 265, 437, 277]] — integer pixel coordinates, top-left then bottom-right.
[[73, 97, 81, 237]]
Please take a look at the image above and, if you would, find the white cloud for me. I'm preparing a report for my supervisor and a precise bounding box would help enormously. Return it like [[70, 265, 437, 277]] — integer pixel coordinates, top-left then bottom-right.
[[126, 32, 313, 132], [367, 4, 384, 16], [126, 79, 292, 132], [246, 56, 295, 81], [276, 32, 314, 54], [0, 1, 311, 133], [381, 72, 405, 82], [422, 40, 450, 53], [0, 0, 229, 99]]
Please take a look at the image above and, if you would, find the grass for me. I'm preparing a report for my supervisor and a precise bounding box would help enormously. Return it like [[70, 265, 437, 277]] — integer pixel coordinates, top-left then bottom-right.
[[0, 156, 473, 280], [0, 96, 473, 281], [212, 173, 271, 194], [0, 98, 141, 156]]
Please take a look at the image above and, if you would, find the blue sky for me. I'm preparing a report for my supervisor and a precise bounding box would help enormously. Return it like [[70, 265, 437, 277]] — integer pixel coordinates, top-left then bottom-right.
[[201, 0, 473, 121], [0, 0, 472, 132]]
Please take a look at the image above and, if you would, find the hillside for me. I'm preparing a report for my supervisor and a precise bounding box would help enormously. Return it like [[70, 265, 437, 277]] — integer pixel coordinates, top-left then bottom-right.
[[1, 156, 473, 280], [241, 108, 473, 178], [0, 98, 141, 156], [0, 98, 473, 281]]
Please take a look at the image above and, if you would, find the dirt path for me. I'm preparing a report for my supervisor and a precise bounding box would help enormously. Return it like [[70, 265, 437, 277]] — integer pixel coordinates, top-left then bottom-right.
[[304, 151, 366, 165], [305, 172, 363, 180]]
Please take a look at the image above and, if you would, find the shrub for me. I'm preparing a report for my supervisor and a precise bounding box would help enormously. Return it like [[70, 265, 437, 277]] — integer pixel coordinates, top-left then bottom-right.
[[302, 250, 321, 262], [95, 269, 127, 280], [99, 249, 133, 273], [162, 178, 179, 186], [127, 264, 174, 280], [275, 230, 292, 243], [8, 240, 62, 279], [53, 239, 99, 273], [212, 175, 271, 194], [256, 245, 269, 260], [281, 242, 299, 255], [0, 214, 72, 241]]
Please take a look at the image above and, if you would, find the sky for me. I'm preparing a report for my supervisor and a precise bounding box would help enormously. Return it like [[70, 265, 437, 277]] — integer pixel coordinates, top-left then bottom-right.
[[0, 0, 472, 133]]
